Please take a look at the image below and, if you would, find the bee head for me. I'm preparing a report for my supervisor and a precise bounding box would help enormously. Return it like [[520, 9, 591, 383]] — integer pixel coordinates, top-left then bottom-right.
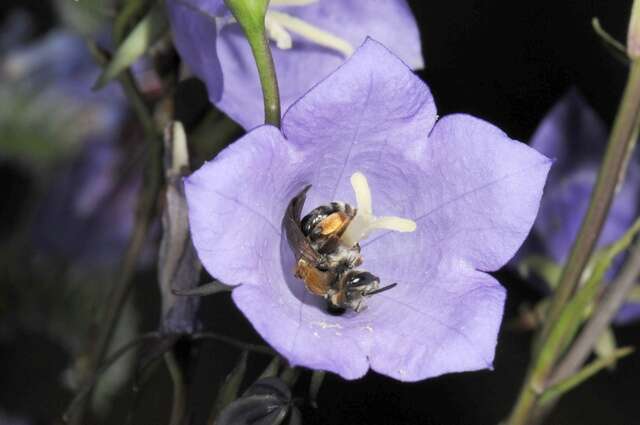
[[345, 271, 380, 295]]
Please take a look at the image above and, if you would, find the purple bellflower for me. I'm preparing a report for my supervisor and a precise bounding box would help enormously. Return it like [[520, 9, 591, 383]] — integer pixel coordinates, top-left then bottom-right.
[[526, 90, 640, 323], [166, 0, 423, 130], [185, 39, 551, 381]]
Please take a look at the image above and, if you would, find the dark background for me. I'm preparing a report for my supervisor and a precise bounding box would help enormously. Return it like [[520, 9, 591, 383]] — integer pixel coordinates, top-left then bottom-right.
[[1, 1, 639, 424]]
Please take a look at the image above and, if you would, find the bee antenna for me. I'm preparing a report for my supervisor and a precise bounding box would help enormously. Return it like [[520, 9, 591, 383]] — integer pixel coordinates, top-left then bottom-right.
[[366, 283, 397, 296]]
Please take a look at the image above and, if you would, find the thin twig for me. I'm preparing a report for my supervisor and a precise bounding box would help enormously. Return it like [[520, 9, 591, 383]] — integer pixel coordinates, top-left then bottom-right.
[[191, 332, 276, 356]]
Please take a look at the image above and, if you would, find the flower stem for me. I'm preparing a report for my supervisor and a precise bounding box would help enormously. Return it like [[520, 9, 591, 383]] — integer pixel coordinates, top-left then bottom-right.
[[505, 15, 640, 425], [225, 0, 281, 127], [536, 61, 640, 355], [550, 238, 640, 384]]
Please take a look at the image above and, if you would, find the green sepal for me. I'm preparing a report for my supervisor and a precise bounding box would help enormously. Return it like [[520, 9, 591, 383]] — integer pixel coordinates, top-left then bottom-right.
[[308, 370, 325, 408], [593, 327, 618, 370], [517, 255, 563, 289], [93, 2, 168, 90], [224, 0, 270, 31], [209, 351, 249, 422], [539, 346, 634, 406]]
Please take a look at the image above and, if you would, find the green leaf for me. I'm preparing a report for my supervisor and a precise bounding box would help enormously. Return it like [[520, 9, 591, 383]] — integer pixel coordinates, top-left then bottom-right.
[[518, 255, 563, 289], [209, 351, 249, 424], [93, 2, 168, 89], [539, 346, 634, 406], [258, 356, 281, 380], [114, 0, 150, 44], [280, 366, 300, 387], [308, 370, 325, 408]]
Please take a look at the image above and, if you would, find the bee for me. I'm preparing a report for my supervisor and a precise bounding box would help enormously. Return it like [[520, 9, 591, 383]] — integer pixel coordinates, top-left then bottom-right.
[[283, 185, 397, 315]]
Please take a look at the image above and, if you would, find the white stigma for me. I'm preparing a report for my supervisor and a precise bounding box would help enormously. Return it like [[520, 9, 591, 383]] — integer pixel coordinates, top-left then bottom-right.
[[265, 10, 354, 57], [340, 172, 417, 247], [264, 14, 293, 49], [220, 0, 355, 58]]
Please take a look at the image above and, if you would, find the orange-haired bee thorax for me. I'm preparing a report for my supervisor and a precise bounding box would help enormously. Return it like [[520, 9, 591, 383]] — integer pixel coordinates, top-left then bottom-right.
[[295, 259, 332, 296], [318, 211, 351, 237]]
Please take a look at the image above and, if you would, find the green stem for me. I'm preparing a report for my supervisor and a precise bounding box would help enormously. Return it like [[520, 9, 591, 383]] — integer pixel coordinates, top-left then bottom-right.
[[505, 56, 640, 425], [537, 59, 640, 353], [551, 238, 640, 384], [225, 0, 281, 127]]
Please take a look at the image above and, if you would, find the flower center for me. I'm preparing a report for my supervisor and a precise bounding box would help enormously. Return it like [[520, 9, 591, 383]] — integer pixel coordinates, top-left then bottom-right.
[[340, 172, 417, 247]]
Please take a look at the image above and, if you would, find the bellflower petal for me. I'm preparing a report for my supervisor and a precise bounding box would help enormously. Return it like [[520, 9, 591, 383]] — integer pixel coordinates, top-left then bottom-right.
[[186, 39, 550, 380], [166, 0, 224, 102], [167, 0, 423, 129], [526, 90, 640, 323]]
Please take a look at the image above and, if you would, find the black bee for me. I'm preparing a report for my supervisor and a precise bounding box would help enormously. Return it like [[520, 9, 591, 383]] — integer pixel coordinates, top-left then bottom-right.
[[283, 185, 397, 315]]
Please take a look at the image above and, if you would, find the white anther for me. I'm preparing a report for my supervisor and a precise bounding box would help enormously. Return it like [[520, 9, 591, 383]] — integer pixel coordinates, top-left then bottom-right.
[[265, 10, 354, 57], [341, 172, 417, 247]]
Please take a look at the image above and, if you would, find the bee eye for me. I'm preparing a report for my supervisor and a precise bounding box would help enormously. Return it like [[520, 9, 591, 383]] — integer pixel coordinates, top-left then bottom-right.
[[347, 271, 378, 288]]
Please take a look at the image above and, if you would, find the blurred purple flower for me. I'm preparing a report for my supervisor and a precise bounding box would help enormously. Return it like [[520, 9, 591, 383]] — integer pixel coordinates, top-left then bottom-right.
[[185, 39, 550, 380], [526, 90, 640, 323], [0, 30, 125, 164], [166, 0, 423, 130], [35, 138, 143, 269], [1, 30, 146, 271]]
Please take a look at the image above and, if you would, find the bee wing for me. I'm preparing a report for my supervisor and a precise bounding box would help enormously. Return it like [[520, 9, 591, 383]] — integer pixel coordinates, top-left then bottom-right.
[[283, 185, 322, 264]]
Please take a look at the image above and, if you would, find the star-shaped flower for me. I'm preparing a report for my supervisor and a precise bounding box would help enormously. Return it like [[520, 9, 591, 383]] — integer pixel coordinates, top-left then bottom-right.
[[166, 0, 423, 130], [185, 39, 551, 380], [525, 90, 640, 324]]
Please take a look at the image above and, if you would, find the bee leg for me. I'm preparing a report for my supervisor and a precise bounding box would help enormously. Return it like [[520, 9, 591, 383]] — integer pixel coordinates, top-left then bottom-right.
[[353, 299, 367, 313]]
